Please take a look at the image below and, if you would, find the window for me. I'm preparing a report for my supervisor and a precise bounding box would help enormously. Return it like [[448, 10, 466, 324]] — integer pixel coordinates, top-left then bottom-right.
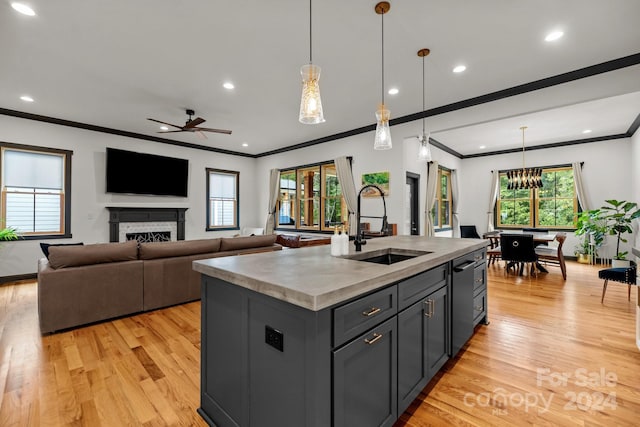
[[432, 167, 451, 230], [497, 166, 577, 228], [277, 161, 347, 232], [206, 169, 239, 230], [1, 143, 72, 238]]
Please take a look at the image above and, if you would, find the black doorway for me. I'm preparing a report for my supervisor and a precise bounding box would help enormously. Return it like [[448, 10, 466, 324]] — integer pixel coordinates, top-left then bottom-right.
[[406, 172, 420, 235]]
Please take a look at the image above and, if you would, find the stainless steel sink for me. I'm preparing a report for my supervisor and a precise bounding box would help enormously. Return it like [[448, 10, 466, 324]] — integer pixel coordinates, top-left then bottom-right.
[[343, 248, 432, 265]]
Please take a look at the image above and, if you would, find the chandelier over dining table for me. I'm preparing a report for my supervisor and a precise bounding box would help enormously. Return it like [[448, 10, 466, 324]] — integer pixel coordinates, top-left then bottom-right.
[[506, 126, 543, 190]]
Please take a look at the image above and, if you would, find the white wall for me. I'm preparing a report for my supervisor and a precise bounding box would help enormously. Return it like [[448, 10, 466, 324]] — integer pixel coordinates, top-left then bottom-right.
[[631, 130, 640, 251], [458, 138, 634, 257], [2, 111, 637, 278], [0, 115, 259, 277]]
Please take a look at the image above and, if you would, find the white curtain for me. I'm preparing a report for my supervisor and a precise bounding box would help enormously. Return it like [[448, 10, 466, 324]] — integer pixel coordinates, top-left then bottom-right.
[[264, 169, 280, 234], [424, 161, 439, 237], [335, 156, 358, 236], [451, 169, 460, 238], [486, 171, 500, 232], [572, 162, 590, 211]]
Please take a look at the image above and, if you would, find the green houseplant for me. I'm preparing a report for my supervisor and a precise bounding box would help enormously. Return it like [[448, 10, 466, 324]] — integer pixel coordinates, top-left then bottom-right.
[[573, 209, 606, 263], [597, 199, 640, 264], [0, 226, 20, 242]]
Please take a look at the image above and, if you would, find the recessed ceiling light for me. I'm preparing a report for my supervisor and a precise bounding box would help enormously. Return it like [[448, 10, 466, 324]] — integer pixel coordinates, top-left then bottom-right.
[[388, 88, 399, 95], [160, 126, 169, 131], [20, 95, 34, 102], [545, 31, 564, 42], [479, 145, 486, 149], [242, 143, 249, 147], [582, 129, 592, 134], [223, 82, 235, 90], [453, 65, 466, 73], [11, 2, 35, 16]]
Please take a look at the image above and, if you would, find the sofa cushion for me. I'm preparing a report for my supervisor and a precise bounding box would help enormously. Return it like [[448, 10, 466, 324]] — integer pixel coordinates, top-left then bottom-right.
[[48, 240, 138, 269], [220, 234, 277, 252], [40, 242, 84, 259], [139, 238, 221, 260]]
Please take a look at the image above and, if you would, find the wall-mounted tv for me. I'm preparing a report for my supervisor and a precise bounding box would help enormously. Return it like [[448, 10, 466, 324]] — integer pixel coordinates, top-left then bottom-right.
[[106, 147, 189, 197]]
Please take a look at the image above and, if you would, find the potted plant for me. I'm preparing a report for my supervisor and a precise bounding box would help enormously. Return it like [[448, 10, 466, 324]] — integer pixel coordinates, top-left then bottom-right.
[[597, 199, 640, 267], [0, 225, 20, 242], [573, 209, 606, 264]]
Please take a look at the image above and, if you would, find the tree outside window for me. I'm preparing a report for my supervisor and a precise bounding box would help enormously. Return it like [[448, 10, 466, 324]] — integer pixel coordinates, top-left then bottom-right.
[[277, 161, 346, 232], [497, 166, 577, 228], [432, 167, 451, 229]]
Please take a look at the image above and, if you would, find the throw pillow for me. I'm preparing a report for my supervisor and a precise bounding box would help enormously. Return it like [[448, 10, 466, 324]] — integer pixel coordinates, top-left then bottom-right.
[[40, 242, 84, 259]]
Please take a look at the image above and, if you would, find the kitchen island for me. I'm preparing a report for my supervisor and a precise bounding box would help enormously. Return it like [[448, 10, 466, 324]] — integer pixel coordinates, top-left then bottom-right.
[[193, 235, 488, 427]]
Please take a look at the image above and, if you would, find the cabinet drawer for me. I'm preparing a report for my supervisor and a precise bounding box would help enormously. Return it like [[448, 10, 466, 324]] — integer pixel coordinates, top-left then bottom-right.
[[473, 265, 485, 293], [333, 285, 397, 347], [473, 291, 487, 325], [398, 264, 447, 310], [473, 248, 487, 263]]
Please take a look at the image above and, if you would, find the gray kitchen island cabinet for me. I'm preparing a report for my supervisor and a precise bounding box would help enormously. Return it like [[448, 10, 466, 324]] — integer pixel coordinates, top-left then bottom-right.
[[193, 236, 488, 427]]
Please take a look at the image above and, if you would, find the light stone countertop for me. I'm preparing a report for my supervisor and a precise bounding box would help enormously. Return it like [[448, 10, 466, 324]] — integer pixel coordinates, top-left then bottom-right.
[[193, 235, 488, 311]]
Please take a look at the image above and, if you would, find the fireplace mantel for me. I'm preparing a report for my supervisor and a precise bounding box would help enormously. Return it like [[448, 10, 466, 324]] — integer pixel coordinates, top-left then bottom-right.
[[107, 207, 188, 242]]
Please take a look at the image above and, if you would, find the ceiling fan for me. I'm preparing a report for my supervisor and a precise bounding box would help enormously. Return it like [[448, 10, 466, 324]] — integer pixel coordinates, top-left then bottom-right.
[[147, 109, 232, 138]]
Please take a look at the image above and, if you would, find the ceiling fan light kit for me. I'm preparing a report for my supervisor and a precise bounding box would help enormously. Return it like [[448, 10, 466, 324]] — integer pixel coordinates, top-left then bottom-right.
[[374, 1, 392, 150], [299, 0, 325, 124], [506, 126, 543, 190], [147, 109, 232, 138]]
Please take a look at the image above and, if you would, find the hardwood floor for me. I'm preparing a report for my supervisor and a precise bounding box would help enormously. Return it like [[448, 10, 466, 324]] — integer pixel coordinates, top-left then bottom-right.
[[1, 261, 639, 426]]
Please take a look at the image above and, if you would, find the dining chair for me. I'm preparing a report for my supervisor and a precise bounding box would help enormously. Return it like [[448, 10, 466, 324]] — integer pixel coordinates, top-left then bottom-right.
[[534, 232, 567, 279], [483, 231, 501, 266], [460, 225, 481, 239], [500, 234, 538, 276]]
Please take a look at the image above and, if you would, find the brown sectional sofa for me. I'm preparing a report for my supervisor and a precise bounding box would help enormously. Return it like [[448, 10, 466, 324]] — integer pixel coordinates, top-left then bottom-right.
[[37, 235, 281, 333]]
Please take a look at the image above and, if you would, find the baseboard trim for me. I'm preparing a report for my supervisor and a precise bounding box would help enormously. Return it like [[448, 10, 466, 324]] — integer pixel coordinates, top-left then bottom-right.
[[0, 273, 37, 285]]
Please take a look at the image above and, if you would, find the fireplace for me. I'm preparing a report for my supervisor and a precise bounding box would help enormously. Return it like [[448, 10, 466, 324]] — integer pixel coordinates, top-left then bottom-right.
[[126, 231, 171, 243], [107, 207, 188, 242]]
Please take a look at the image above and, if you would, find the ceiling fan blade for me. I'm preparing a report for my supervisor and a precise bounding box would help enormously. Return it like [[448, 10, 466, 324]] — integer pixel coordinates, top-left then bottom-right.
[[157, 130, 187, 133], [197, 127, 233, 135], [195, 130, 208, 140], [147, 118, 184, 129], [184, 117, 206, 128]]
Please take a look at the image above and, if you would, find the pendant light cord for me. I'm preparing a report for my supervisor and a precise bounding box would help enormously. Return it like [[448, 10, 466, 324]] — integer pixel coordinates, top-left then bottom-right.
[[521, 126, 526, 169], [309, 0, 313, 63], [381, 10, 385, 106], [422, 55, 425, 136]]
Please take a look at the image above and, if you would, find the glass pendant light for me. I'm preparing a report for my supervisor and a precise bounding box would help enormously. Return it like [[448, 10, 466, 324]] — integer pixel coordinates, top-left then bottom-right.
[[374, 2, 392, 150], [417, 48, 432, 161], [299, 0, 325, 124]]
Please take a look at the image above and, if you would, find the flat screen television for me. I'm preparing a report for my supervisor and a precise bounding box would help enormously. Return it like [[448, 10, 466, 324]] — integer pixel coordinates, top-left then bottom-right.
[[106, 147, 189, 197]]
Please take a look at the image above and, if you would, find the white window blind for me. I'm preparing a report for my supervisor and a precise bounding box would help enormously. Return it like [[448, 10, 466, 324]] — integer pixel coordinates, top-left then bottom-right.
[[3, 149, 63, 190], [2, 147, 66, 235]]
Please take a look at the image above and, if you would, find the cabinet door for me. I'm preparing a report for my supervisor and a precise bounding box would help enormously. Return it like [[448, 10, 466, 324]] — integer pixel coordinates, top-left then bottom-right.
[[397, 297, 428, 413], [333, 317, 397, 427], [397, 285, 449, 414], [425, 285, 448, 380]]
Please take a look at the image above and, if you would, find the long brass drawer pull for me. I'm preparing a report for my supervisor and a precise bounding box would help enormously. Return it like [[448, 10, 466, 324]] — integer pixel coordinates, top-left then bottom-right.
[[364, 333, 382, 345], [362, 307, 381, 317]]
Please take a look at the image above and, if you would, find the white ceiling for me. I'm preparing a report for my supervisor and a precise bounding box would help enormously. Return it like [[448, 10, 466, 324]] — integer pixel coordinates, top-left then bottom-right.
[[2, 0, 640, 157]]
